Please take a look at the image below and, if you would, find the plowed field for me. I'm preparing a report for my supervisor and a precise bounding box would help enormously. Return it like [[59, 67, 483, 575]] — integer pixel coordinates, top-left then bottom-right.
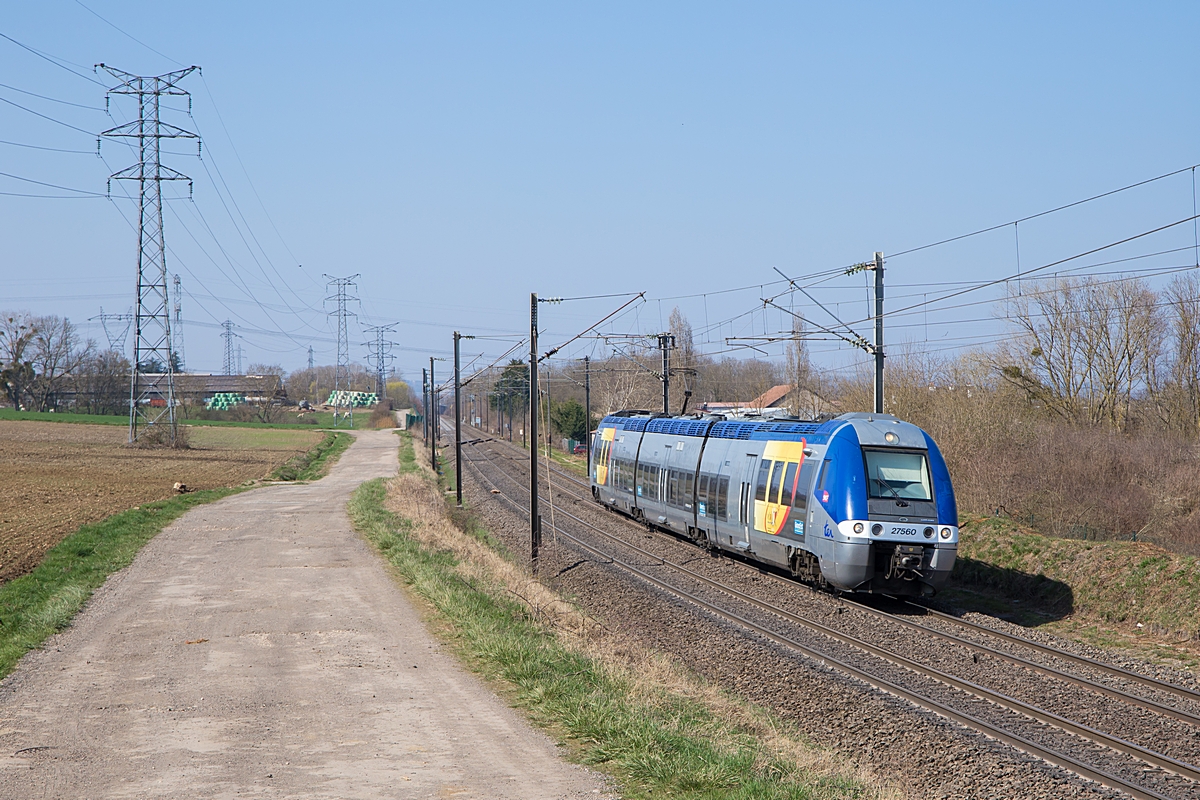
[[0, 421, 322, 583]]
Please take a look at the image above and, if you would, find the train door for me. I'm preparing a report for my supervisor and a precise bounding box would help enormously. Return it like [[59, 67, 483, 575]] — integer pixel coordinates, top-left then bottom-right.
[[737, 453, 757, 550]]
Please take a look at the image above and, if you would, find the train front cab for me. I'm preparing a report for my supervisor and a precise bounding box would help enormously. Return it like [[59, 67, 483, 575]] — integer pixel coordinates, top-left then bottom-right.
[[808, 415, 958, 597]]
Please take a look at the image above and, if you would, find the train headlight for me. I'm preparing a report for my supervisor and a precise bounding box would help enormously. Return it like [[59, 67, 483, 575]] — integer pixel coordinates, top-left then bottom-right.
[[923, 527, 934, 538], [871, 524, 883, 536], [853, 522, 864, 534], [940, 527, 952, 539]]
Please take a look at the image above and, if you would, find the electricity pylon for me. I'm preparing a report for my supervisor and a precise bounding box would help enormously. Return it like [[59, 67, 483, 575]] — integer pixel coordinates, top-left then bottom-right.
[[221, 320, 236, 375], [363, 323, 398, 398], [90, 307, 134, 354], [172, 273, 185, 373], [99, 64, 201, 445], [324, 275, 359, 426]]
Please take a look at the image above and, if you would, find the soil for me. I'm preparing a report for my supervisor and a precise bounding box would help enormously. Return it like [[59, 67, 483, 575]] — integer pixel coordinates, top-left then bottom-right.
[[0, 421, 322, 583]]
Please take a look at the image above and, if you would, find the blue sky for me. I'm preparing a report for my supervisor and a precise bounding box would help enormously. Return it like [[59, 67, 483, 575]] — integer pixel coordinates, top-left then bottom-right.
[[3, 2, 1199, 383]]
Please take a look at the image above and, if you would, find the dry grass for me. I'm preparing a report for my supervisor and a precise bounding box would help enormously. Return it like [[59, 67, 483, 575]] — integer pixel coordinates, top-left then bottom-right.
[[386, 440, 903, 799], [958, 517, 1200, 651]]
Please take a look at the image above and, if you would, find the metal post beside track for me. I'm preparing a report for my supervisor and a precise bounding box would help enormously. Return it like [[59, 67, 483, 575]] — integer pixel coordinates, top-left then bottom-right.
[[529, 293, 540, 572]]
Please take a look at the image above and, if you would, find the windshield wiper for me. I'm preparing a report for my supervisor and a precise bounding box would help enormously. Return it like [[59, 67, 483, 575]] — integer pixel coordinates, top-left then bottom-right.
[[875, 465, 909, 507]]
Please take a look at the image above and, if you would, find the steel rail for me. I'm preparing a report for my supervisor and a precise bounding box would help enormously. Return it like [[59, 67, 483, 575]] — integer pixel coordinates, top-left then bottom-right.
[[461, 448, 1184, 800], [493, 426, 1200, 720]]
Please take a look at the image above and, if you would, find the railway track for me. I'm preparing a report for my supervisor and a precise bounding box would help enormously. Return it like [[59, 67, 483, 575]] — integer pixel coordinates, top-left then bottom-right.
[[448, 424, 1200, 800], [530, 440, 1200, 725]]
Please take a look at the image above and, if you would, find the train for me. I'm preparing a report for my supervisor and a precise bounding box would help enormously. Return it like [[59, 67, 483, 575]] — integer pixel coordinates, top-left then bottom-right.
[[589, 410, 958, 597]]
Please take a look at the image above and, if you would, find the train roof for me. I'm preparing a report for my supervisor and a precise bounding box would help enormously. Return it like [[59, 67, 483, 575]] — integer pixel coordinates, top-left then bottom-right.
[[598, 411, 931, 448]]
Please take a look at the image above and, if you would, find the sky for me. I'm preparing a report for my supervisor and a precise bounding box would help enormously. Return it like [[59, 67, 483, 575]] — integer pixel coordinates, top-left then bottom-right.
[[3, 2, 1200, 389]]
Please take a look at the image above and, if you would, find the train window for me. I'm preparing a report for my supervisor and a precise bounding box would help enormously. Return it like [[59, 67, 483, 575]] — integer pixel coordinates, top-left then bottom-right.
[[698, 474, 709, 504], [768, 462, 785, 505], [817, 460, 831, 494], [754, 459, 772, 502], [793, 461, 816, 510], [778, 462, 799, 506], [716, 476, 729, 520], [864, 450, 932, 500], [684, 472, 694, 503], [668, 470, 679, 506]]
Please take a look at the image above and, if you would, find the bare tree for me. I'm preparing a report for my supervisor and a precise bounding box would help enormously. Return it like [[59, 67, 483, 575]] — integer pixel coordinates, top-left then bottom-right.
[[0, 312, 36, 409], [27, 315, 92, 412], [74, 349, 131, 415], [1000, 279, 1097, 422], [1161, 273, 1200, 434]]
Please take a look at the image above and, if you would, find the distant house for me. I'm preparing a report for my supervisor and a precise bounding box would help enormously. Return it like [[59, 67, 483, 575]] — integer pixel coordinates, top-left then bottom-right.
[[700, 384, 830, 419]]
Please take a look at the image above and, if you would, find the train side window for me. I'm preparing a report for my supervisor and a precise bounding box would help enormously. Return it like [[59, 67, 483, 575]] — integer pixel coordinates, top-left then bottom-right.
[[684, 472, 694, 503], [793, 461, 816, 510], [816, 460, 832, 498], [698, 474, 709, 507], [768, 461, 786, 504], [716, 475, 730, 520], [754, 459, 772, 502], [779, 462, 799, 506]]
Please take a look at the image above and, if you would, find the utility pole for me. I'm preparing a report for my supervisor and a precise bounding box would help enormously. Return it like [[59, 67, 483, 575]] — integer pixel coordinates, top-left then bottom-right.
[[307, 345, 315, 371], [221, 320, 236, 375], [584, 355, 591, 476], [529, 293, 540, 572], [364, 323, 397, 398], [453, 331, 473, 508], [236, 342, 244, 375], [325, 274, 359, 427], [422, 367, 429, 443], [172, 274, 185, 372], [100, 64, 200, 445], [657, 333, 674, 415], [429, 356, 437, 474], [873, 251, 885, 415]]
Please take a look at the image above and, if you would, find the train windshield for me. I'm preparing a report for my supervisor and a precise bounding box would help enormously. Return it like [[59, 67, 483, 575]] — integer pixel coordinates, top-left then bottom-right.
[[864, 450, 932, 501]]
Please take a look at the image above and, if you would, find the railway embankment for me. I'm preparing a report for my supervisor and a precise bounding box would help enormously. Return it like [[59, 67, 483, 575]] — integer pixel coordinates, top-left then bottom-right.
[[949, 517, 1200, 665], [359, 432, 894, 800]]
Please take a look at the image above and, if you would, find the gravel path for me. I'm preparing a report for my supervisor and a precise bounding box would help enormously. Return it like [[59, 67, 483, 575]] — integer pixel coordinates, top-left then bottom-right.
[[0, 430, 611, 800]]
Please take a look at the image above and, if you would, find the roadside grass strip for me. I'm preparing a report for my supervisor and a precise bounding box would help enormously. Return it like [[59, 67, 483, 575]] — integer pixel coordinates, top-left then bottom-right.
[[271, 431, 354, 481], [350, 435, 891, 800], [0, 488, 237, 679]]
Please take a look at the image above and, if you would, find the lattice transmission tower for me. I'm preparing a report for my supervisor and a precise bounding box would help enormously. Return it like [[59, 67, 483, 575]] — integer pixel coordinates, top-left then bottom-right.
[[324, 275, 359, 427], [172, 273, 185, 372], [99, 64, 200, 445], [221, 320, 236, 375], [89, 307, 134, 354], [363, 323, 398, 398]]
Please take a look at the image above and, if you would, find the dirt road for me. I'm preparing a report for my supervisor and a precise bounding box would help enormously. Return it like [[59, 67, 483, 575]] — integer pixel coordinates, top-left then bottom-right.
[[0, 430, 609, 799]]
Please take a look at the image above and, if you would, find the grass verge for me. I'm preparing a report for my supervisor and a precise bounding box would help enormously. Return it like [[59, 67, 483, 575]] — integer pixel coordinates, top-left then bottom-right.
[[0, 487, 238, 679], [946, 516, 1200, 668], [350, 433, 885, 800], [271, 431, 354, 481]]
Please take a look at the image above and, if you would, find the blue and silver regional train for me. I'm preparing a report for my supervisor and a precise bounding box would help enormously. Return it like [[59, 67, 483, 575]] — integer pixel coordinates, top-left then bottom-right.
[[590, 411, 958, 597]]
